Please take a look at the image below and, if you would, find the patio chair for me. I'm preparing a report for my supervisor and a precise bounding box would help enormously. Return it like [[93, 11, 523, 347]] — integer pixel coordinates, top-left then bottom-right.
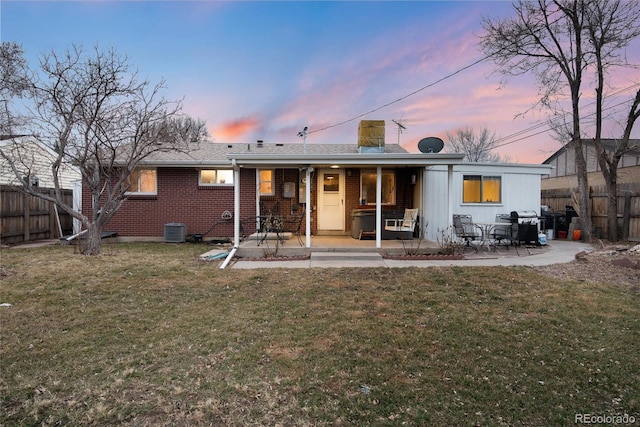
[[490, 214, 515, 251], [284, 213, 305, 246], [385, 208, 418, 233], [453, 214, 481, 252]]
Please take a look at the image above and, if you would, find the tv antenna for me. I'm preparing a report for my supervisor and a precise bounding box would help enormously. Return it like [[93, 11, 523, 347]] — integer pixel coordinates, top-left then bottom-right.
[[297, 126, 308, 154], [391, 119, 406, 144]]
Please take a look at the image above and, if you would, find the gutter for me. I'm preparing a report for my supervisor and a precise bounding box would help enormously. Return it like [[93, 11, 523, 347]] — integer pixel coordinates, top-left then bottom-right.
[[227, 153, 465, 167]]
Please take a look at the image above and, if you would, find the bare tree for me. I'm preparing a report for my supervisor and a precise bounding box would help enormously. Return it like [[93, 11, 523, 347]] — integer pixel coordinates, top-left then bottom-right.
[[481, 0, 640, 243], [584, 0, 640, 241], [445, 126, 510, 162], [481, 0, 594, 241], [0, 45, 208, 254], [0, 42, 32, 135]]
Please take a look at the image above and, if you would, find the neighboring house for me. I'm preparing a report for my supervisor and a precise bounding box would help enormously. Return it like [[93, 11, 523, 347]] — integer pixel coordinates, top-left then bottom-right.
[[541, 138, 640, 240], [1, 136, 83, 237], [542, 138, 640, 190], [91, 121, 551, 248], [0, 136, 81, 190]]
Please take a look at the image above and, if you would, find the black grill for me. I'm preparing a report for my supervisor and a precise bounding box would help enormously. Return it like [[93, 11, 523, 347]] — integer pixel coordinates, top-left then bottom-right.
[[510, 210, 539, 245]]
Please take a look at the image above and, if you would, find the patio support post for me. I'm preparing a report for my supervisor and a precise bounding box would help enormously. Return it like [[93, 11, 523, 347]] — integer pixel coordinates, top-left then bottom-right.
[[305, 167, 312, 248], [421, 167, 428, 239], [233, 165, 241, 248], [255, 169, 261, 230], [376, 166, 382, 249], [447, 164, 454, 231]]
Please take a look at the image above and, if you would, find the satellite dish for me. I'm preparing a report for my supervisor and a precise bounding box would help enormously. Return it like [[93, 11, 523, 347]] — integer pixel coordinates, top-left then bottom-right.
[[418, 137, 444, 153]]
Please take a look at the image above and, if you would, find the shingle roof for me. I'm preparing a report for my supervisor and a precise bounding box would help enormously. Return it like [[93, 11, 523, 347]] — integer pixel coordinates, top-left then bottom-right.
[[141, 141, 408, 166]]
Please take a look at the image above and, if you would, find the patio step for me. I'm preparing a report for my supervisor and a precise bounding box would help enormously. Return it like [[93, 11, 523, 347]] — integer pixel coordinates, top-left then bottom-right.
[[310, 252, 383, 262], [310, 252, 386, 267]]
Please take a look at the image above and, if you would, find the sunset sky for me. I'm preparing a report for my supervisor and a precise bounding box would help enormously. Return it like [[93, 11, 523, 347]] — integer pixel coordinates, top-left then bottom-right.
[[2, 1, 639, 163]]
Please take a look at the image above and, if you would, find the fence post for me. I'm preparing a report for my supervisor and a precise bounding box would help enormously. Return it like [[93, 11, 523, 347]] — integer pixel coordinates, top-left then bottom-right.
[[622, 192, 631, 241], [23, 192, 30, 242], [49, 188, 56, 239]]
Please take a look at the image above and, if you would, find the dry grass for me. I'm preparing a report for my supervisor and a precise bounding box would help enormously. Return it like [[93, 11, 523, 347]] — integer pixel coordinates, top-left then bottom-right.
[[1, 243, 639, 426]]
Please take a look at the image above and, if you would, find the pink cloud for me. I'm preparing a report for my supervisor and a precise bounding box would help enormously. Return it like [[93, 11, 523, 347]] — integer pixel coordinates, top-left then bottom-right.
[[213, 116, 262, 140]]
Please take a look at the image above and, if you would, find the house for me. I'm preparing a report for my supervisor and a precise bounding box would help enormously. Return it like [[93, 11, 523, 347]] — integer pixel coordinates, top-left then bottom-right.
[[94, 121, 551, 253]]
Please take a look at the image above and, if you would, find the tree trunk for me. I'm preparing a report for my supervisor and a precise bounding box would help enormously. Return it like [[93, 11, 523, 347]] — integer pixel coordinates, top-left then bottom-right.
[[573, 140, 592, 242], [605, 171, 618, 241], [81, 222, 102, 255]]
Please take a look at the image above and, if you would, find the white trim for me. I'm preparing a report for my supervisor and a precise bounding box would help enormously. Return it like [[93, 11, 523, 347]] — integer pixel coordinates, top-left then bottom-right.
[[258, 169, 275, 196], [317, 169, 345, 231], [198, 168, 234, 186], [125, 168, 157, 196], [228, 153, 465, 167], [461, 173, 503, 205]]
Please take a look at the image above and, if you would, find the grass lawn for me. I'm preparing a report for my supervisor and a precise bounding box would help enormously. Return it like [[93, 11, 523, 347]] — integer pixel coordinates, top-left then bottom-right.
[[1, 243, 638, 426]]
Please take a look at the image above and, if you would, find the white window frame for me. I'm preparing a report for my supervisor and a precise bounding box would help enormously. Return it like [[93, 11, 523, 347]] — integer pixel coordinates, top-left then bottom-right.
[[462, 174, 502, 204], [258, 169, 275, 196], [199, 169, 234, 186], [126, 168, 157, 195]]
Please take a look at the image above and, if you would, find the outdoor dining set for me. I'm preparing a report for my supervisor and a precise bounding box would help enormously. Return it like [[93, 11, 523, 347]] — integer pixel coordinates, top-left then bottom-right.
[[453, 212, 542, 255]]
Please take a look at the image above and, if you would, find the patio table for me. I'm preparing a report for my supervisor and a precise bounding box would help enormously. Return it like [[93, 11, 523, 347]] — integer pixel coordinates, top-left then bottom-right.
[[473, 222, 505, 250]]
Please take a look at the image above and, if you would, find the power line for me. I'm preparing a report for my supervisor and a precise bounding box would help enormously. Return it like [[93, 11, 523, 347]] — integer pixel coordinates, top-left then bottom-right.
[[491, 82, 640, 149], [303, 48, 638, 150], [307, 55, 491, 135]]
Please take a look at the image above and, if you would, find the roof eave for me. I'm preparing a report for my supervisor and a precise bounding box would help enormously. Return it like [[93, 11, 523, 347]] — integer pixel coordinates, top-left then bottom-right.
[[227, 153, 466, 167], [121, 160, 231, 168]]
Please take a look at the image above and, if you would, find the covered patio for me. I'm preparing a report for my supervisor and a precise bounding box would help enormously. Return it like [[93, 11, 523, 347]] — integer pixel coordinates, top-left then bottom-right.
[[220, 151, 465, 268]]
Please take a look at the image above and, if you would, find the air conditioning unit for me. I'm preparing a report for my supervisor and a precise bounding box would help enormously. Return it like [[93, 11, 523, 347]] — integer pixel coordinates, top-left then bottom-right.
[[164, 223, 186, 243]]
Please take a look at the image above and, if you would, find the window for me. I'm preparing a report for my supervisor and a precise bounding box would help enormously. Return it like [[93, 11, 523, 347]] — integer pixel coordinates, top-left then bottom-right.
[[323, 173, 339, 192], [360, 169, 395, 205], [127, 168, 157, 194], [462, 175, 501, 203], [199, 169, 234, 185], [258, 169, 274, 196]]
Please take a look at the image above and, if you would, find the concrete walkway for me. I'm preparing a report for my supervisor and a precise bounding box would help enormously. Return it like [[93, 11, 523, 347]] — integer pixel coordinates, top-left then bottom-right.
[[231, 240, 591, 269]]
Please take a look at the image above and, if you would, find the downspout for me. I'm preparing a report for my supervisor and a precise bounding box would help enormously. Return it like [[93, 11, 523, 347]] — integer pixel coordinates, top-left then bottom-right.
[[375, 166, 382, 249], [220, 160, 240, 269]]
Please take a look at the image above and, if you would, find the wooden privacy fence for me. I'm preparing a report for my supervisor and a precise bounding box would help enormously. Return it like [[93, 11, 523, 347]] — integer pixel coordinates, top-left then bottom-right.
[[1, 185, 74, 245], [541, 182, 640, 242]]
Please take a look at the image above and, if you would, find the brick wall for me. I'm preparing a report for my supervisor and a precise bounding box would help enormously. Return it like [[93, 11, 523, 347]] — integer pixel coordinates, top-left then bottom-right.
[[82, 166, 416, 239], [259, 168, 311, 234], [82, 168, 257, 238]]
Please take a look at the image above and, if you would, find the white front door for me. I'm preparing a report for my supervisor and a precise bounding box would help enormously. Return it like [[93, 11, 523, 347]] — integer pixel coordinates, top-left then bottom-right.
[[317, 169, 345, 231]]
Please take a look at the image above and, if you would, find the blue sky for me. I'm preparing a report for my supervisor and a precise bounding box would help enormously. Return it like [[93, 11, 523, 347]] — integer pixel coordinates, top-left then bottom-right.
[[2, 1, 639, 163]]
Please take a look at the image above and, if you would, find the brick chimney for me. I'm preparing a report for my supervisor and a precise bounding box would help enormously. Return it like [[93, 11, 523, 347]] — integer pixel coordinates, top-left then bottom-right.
[[358, 120, 385, 153]]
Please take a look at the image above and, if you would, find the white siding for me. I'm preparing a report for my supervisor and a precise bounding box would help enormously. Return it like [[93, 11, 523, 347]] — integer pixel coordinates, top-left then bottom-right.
[[423, 167, 450, 241], [423, 163, 549, 241], [0, 139, 80, 190]]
